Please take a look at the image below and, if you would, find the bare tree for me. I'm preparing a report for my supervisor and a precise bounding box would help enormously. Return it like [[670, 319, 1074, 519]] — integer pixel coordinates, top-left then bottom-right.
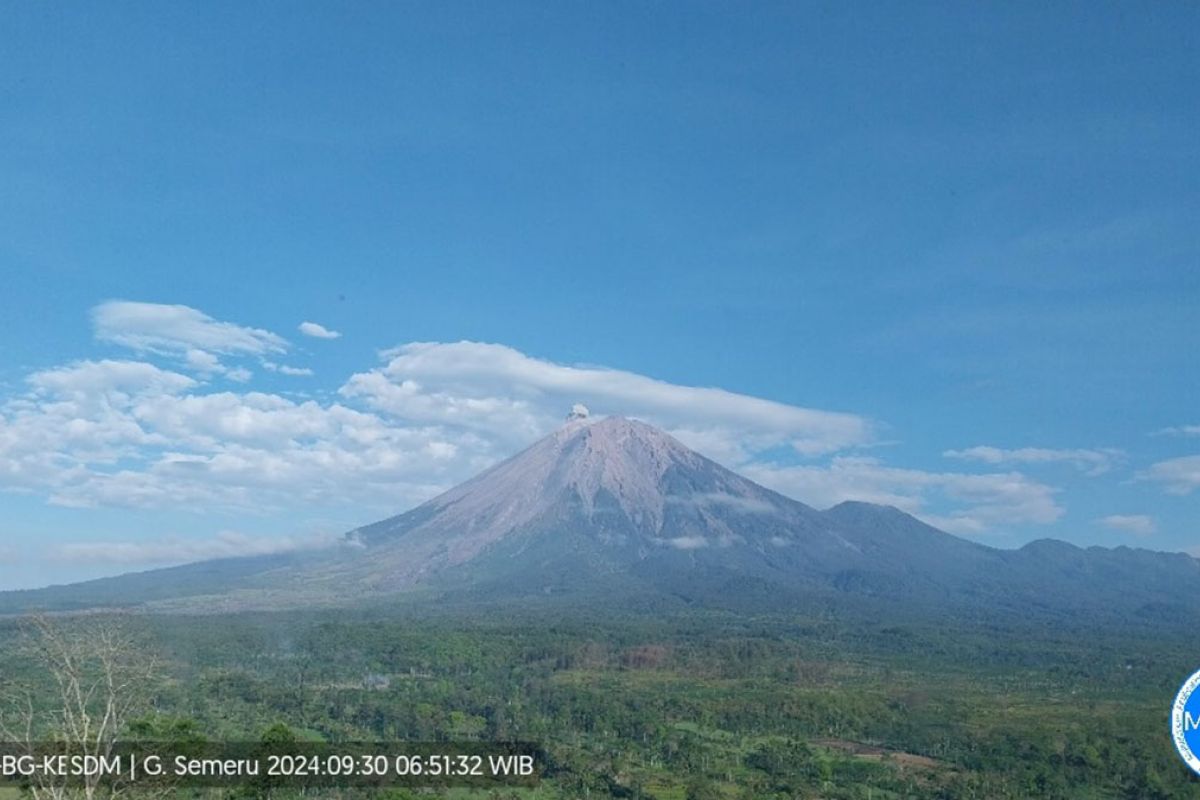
[[0, 615, 161, 800]]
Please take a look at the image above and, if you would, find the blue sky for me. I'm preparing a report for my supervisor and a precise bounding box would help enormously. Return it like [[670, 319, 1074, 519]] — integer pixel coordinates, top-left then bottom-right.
[[1, 2, 1197, 589]]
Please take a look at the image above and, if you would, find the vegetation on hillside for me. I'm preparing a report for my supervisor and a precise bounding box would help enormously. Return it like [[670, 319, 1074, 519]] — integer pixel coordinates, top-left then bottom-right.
[[1, 607, 1195, 799]]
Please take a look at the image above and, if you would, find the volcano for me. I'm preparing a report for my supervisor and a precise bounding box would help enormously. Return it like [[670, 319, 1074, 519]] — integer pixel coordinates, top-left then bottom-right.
[[3, 415, 1198, 619], [326, 415, 994, 601], [342, 415, 866, 589]]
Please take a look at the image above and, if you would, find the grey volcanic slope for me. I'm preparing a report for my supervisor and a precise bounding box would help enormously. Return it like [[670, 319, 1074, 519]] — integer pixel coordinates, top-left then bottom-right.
[[2, 416, 1197, 618], [341, 416, 872, 591]]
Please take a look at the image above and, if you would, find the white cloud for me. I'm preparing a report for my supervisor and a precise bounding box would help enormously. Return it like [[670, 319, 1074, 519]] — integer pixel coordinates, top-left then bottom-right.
[[92, 301, 289, 384], [299, 321, 341, 339], [0, 340, 873, 518], [1097, 514, 1156, 536], [181, 349, 254, 382], [0, 361, 191, 489], [341, 341, 872, 456], [1, 361, 477, 512], [0, 335, 1068, 539], [184, 349, 222, 374], [263, 362, 314, 377], [48, 530, 339, 566], [1154, 425, 1200, 437], [29, 359, 196, 397], [94, 301, 287, 356], [46, 394, 473, 512], [742, 456, 1063, 535], [943, 445, 1119, 476], [1141, 455, 1200, 495]]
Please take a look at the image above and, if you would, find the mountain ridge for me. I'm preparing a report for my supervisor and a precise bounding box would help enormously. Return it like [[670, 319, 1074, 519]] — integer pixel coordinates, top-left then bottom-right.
[[1, 415, 1195, 620]]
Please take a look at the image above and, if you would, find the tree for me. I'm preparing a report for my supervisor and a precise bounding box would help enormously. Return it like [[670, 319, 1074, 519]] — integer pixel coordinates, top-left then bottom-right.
[[684, 777, 723, 800], [0, 615, 161, 800]]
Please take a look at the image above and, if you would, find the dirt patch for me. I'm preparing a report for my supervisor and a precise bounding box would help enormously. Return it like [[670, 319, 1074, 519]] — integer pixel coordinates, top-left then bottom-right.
[[813, 738, 941, 770]]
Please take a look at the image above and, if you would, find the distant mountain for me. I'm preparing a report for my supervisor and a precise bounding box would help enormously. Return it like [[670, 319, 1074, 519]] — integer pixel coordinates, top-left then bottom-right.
[[2, 416, 1197, 620]]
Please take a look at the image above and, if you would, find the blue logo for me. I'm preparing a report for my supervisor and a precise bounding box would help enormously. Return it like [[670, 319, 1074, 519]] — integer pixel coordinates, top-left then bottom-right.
[[1172, 669, 1200, 775]]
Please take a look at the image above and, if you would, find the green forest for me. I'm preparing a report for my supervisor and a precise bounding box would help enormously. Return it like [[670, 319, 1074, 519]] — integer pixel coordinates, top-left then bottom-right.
[[1, 605, 1196, 799]]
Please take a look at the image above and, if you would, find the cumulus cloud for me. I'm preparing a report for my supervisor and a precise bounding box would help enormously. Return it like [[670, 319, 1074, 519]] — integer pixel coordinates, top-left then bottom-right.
[[0, 339, 875, 518], [1140, 455, 1200, 495], [52, 402, 468, 512], [184, 349, 223, 374], [1097, 514, 1156, 536], [742, 457, 1063, 535], [341, 341, 872, 457], [0, 327, 1071, 539], [49, 530, 339, 566], [943, 445, 1119, 476], [28, 359, 197, 397], [299, 321, 341, 339], [182, 349, 254, 381], [0, 362, 474, 512], [0, 361, 192, 489]]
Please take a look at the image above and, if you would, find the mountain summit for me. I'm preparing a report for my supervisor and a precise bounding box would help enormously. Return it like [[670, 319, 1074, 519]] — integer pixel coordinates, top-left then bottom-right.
[[355, 415, 717, 551], [3, 416, 1198, 619], [344, 415, 859, 592], [357, 417, 819, 550], [332, 415, 1198, 618]]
